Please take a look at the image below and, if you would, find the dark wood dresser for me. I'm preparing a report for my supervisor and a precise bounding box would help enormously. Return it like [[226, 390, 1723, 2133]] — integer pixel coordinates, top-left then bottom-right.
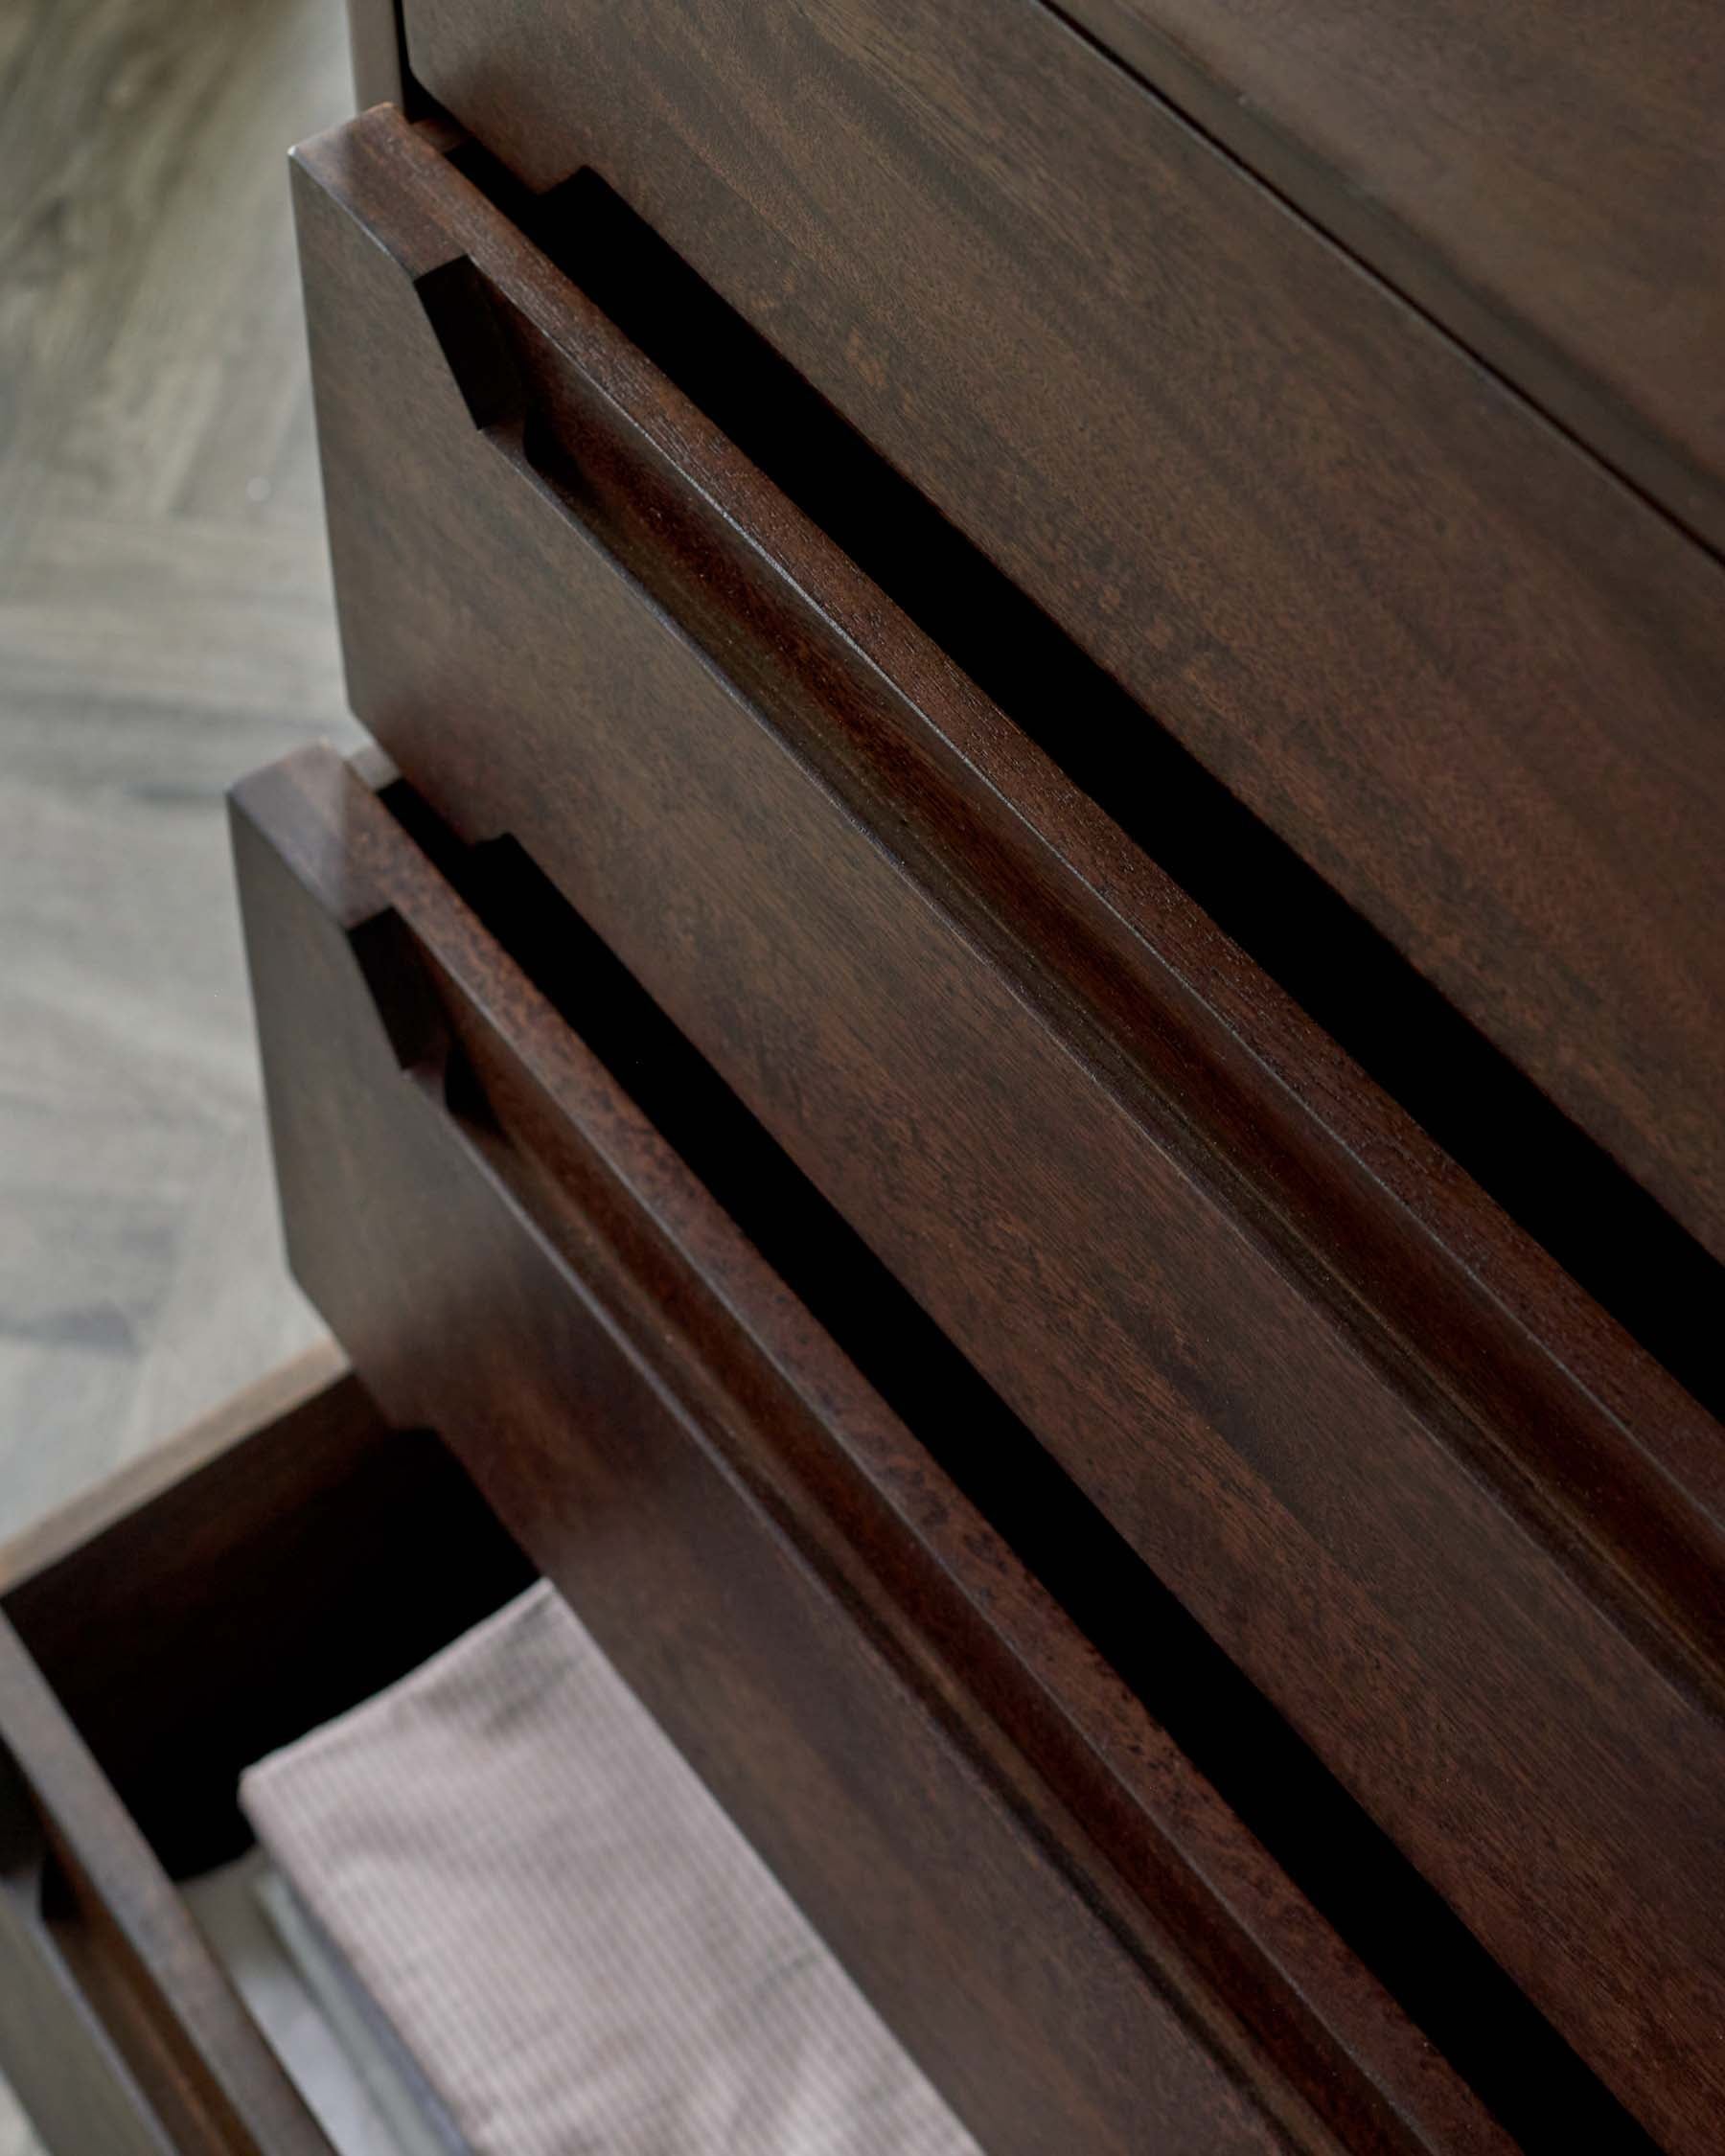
[[2, 2, 1720, 2149]]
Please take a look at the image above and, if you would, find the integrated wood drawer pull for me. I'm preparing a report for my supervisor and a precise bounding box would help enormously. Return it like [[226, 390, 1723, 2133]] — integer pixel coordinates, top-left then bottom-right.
[[288, 111, 1725, 2149]]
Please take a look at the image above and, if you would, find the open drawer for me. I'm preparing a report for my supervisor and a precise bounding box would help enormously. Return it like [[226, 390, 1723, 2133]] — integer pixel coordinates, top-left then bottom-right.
[[0, 1347, 535, 2155], [286, 108, 1725, 2149], [211, 741, 1557, 2156]]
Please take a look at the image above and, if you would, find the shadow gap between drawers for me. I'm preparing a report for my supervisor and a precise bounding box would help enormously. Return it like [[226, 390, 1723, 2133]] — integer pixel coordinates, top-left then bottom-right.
[[441, 138, 1723, 1432], [379, 775, 1657, 2156]]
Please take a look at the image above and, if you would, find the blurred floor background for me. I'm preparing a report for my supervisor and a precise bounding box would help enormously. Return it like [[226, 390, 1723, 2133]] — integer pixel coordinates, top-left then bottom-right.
[[1, 0, 358, 2132]]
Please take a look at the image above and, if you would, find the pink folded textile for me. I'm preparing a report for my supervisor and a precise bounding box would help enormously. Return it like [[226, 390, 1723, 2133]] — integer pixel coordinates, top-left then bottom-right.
[[240, 1582, 979, 2156]]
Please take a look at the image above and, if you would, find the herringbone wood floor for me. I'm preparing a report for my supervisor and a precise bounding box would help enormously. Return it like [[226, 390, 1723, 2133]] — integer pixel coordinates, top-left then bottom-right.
[[0, 0, 360, 1548], [2, 0, 362, 2139]]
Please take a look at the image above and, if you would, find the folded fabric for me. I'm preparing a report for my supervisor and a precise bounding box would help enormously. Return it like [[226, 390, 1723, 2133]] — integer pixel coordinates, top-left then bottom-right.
[[250, 1863, 472, 2156], [240, 1582, 980, 2156]]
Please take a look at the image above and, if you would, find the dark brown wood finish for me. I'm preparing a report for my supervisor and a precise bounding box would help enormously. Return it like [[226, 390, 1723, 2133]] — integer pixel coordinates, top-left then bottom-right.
[[230, 740, 1532, 2156], [290, 108, 1725, 2151], [1045, 0, 1725, 554], [0, 1616, 333, 2156], [388, 3, 1725, 1257]]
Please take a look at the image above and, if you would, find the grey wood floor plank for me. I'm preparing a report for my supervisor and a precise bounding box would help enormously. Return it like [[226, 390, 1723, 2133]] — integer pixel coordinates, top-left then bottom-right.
[[0, 0, 356, 1547]]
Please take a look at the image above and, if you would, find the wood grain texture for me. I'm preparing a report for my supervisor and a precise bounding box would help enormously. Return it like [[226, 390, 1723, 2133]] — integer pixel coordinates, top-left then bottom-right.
[[0, 0, 359, 1551], [397, 0, 1725, 1260], [0, 1615, 332, 2156], [289, 110, 1725, 2150], [232, 740, 1528, 2156], [1051, 0, 1725, 554]]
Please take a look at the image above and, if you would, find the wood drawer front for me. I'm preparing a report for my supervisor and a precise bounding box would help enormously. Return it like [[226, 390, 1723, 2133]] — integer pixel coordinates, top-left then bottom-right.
[[292, 109, 1725, 2149], [394, 0, 1725, 1261], [228, 742, 1525, 2156]]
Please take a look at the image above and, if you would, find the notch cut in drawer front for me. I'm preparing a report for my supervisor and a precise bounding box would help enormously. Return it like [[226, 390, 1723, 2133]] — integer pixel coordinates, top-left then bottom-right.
[[229, 742, 1530, 2156], [290, 109, 1725, 2150], [396, 0, 1725, 1259]]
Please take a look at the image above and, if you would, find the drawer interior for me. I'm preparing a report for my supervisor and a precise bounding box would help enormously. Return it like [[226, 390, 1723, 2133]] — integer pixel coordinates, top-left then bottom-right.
[[3, 1372, 534, 1885], [0, 1364, 530, 2156]]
